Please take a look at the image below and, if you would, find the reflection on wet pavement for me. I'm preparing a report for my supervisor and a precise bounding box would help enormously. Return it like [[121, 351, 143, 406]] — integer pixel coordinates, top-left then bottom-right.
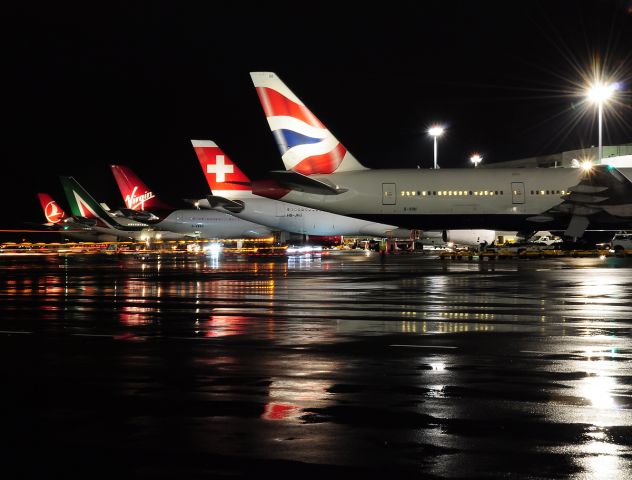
[[0, 252, 631, 478]]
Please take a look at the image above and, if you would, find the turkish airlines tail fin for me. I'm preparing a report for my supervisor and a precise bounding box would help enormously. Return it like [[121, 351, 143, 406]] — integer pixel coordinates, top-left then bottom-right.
[[250, 72, 368, 175], [37, 193, 67, 225], [110, 165, 172, 211], [191, 140, 255, 200]]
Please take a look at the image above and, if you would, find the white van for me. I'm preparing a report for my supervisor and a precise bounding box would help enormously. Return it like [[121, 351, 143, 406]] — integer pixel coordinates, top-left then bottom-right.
[[610, 232, 632, 252]]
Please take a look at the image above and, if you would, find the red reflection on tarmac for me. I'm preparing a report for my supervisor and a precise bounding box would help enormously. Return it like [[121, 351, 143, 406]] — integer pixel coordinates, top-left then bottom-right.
[[119, 306, 151, 326], [261, 402, 300, 421], [204, 315, 247, 337]]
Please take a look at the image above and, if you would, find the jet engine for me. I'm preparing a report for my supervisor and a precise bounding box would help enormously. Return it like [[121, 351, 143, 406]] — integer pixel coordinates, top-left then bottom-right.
[[442, 229, 496, 247]]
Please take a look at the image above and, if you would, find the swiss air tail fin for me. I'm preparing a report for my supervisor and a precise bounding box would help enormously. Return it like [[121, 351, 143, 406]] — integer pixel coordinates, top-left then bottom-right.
[[37, 192, 67, 225], [59, 176, 119, 228], [191, 140, 254, 200], [250, 71, 367, 175], [110, 165, 172, 211]]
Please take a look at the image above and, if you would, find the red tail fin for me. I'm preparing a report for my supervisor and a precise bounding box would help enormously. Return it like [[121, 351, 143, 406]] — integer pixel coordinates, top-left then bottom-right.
[[191, 140, 251, 193], [110, 165, 171, 211], [37, 193, 67, 224]]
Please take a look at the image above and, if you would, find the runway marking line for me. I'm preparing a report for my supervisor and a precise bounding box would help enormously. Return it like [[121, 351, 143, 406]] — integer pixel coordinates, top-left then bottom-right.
[[71, 333, 113, 337], [389, 344, 458, 349]]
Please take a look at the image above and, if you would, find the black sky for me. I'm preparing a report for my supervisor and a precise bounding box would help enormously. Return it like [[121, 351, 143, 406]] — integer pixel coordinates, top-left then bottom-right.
[[4, 1, 632, 227]]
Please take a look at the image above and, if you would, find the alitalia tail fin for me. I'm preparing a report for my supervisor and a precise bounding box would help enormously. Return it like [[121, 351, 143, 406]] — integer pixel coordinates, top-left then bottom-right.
[[59, 176, 120, 229], [191, 140, 254, 199], [110, 165, 171, 211], [250, 71, 367, 175], [37, 192, 67, 225]]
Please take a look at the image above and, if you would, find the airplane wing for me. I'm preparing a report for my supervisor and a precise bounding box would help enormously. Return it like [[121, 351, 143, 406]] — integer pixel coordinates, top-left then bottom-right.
[[545, 165, 632, 237]]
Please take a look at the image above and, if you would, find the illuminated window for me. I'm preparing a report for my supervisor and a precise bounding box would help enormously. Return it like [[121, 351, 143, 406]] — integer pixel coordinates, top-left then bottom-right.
[[561, 190, 565, 195], [422, 191, 427, 196], [448, 191, 453, 196], [474, 191, 478, 196], [438, 191, 442, 196], [442, 191, 447, 196], [540, 190, 544, 195], [401, 191, 405, 196]]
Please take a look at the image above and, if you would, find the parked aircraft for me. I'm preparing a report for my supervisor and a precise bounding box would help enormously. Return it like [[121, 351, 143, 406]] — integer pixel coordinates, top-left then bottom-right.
[[191, 140, 412, 238], [109, 165, 273, 239], [249, 72, 632, 238], [36, 192, 116, 242], [59, 177, 185, 241]]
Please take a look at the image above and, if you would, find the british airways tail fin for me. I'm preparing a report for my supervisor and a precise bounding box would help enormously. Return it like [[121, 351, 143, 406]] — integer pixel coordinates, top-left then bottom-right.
[[110, 165, 172, 211], [37, 193, 67, 225], [250, 72, 367, 175], [191, 140, 255, 200]]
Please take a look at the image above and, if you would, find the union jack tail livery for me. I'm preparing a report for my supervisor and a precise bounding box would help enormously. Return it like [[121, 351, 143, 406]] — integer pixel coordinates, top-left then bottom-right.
[[110, 165, 171, 211], [191, 140, 254, 199], [37, 193, 67, 225], [250, 72, 367, 175]]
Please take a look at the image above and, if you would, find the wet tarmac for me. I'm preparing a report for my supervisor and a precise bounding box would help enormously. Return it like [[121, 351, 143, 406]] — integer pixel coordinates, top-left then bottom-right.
[[1, 251, 631, 479]]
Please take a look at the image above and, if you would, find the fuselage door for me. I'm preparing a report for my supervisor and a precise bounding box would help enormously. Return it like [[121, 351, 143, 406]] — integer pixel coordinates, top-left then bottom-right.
[[511, 182, 525, 204], [382, 183, 396, 205]]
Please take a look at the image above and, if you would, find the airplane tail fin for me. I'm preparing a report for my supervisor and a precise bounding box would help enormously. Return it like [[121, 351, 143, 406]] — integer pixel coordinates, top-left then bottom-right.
[[191, 140, 254, 199], [110, 165, 172, 211], [59, 176, 119, 228], [250, 72, 367, 175], [37, 192, 67, 225]]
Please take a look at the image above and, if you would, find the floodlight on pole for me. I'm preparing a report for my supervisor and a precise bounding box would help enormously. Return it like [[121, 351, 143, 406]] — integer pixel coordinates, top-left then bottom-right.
[[470, 154, 482, 168], [586, 81, 618, 163], [427, 126, 445, 169]]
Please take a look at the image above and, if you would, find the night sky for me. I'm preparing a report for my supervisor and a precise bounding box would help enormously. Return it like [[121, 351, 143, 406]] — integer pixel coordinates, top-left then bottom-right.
[[4, 1, 632, 228]]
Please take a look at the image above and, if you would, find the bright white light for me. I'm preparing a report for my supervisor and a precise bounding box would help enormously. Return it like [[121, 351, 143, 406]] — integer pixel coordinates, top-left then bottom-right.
[[204, 242, 222, 255], [587, 82, 618, 104], [470, 154, 482, 167], [155, 233, 162, 240], [581, 160, 594, 172], [428, 126, 445, 137], [286, 245, 322, 255]]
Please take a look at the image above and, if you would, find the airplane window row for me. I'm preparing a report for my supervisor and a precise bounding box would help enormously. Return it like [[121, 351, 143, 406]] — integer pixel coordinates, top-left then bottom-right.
[[530, 190, 566, 195], [399, 190, 504, 197]]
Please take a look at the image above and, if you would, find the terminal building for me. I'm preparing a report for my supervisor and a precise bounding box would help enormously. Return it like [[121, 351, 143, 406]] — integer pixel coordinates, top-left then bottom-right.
[[486, 143, 632, 169]]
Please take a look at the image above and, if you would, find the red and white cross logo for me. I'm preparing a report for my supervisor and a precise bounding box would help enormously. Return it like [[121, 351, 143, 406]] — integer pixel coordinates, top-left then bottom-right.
[[207, 155, 234, 183]]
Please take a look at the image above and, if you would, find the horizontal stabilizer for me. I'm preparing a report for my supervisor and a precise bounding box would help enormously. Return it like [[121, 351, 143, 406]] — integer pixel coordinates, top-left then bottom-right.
[[206, 195, 245, 213], [267, 170, 345, 195]]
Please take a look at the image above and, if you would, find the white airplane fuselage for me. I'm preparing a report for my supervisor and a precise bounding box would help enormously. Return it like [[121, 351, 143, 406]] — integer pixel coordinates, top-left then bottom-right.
[[254, 168, 632, 231], [156, 210, 272, 239], [199, 196, 411, 237]]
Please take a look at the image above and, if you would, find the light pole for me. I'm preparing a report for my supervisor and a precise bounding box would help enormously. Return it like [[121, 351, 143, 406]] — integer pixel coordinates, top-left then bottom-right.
[[587, 81, 617, 163], [428, 126, 444, 169], [470, 154, 482, 168]]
